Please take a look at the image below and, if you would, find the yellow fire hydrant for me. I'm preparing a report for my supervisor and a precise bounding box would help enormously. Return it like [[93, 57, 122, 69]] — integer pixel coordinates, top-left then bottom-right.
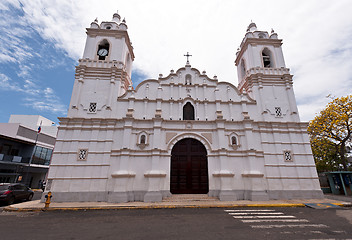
[[44, 191, 52, 208]]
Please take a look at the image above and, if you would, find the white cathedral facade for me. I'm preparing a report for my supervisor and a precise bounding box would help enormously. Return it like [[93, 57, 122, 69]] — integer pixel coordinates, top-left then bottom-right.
[[46, 12, 323, 202]]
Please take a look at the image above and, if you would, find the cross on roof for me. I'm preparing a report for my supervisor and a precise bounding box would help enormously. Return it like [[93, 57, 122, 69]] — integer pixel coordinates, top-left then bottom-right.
[[184, 52, 192, 65]]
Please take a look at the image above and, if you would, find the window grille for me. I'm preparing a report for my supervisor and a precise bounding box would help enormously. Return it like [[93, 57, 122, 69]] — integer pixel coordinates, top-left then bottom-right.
[[78, 149, 88, 160], [275, 107, 282, 117], [284, 151, 292, 162], [89, 102, 97, 113]]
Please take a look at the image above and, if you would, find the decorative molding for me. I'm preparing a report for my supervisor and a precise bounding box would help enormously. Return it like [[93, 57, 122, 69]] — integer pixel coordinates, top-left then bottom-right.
[[54, 151, 111, 155], [216, 110, 223, 119], [136, 143, 148, 149], [56, 139, 113, 142], [242, 172, 264, 178], [155, 109, 162, 118], [264, 164, 316, 167], [165, 132, 177, 144], [144, 173, 166, 178], [126, 108, 134, 118], [201, 133, 212, 144], [167, 133, 212, 152], [266, 177, 319, 179], [185, 121, 193, 129], [49, 177, 108, 180], [144, 171, 167, 178], [50, 164, 110, 167], [111, 171, 136, 178], [212, 171, 235, 177]]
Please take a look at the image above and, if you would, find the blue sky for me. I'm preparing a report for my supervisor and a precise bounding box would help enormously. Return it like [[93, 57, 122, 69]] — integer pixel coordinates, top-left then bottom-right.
[[0, 2, 148, 124], [0, 0, 351, 124], [0, 4, 72, 123]]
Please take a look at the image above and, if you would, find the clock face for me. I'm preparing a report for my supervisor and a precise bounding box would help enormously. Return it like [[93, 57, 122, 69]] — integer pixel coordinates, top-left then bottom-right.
[[98, 48, 108, 57]]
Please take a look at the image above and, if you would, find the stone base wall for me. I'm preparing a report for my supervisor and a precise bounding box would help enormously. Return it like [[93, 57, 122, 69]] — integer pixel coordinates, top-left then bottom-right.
[[42, 189, 323, 203], [41, 190, 172, 203]]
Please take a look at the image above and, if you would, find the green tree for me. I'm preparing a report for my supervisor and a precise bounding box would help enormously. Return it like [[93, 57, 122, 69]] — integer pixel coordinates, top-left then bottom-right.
[[308, 95, 352, 171]]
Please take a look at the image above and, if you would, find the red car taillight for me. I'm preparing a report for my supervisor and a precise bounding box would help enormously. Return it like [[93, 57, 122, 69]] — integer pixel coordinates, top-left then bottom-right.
[[2, 190, 12, 195]]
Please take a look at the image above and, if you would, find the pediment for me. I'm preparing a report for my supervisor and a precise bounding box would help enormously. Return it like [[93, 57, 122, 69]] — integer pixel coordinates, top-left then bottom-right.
[[119, 65, 254, 103]]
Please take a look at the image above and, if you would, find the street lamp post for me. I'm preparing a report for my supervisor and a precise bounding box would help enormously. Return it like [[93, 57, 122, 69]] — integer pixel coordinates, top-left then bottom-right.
[[25, 121, 42, 187]]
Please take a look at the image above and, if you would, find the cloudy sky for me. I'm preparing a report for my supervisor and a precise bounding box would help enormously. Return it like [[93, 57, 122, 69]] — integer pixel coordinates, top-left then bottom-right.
[[0, 0, 351, 125]]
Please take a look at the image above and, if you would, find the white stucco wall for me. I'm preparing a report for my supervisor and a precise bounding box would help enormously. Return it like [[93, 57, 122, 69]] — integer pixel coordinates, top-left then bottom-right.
[[45, 18, 322, 203]]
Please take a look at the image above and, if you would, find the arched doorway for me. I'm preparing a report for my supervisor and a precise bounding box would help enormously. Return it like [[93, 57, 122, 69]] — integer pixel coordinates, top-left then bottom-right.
[[170, 138, 209, 194]]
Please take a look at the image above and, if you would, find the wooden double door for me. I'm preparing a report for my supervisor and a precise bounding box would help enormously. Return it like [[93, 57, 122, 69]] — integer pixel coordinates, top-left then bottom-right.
[[170, 138, 209, 194]]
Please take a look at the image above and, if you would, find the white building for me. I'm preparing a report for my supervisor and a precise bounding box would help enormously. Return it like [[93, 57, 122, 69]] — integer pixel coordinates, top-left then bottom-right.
[[0, 115, 57, 187], [9, 115, 57, 137], [46, 13, 323, 202]]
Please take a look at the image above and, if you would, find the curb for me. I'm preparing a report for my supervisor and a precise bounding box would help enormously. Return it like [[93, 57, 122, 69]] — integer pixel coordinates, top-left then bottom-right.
[[4, 202, 350, 212]]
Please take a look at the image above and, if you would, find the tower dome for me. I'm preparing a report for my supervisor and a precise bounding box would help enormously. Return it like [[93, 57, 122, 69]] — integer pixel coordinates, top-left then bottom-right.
[[247, 22, 257, 32], [112, 11, 121, 23]]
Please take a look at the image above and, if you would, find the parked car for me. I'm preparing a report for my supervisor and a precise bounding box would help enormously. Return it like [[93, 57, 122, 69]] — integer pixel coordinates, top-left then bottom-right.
[[0, 183, 34, 205]]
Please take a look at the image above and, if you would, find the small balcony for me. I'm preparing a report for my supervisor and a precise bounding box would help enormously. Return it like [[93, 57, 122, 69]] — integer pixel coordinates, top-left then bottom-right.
[[0, 154, 30, 164], [245, 67, 290, 77], [78, 59, 126, 69]]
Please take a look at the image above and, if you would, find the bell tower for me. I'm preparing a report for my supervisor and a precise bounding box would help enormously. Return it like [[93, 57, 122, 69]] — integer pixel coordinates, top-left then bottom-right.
[[68, 11, 134, 118], [235, 22, 299, 122]]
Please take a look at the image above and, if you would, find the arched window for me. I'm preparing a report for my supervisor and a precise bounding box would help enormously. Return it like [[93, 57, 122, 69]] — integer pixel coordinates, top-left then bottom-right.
[[125, 53, 131, 73], [185, 74, 192, 85], [140, 135, 146, 144], [97, 39, 110, 60], [262, 48, 273, 68], [240, 59, 246, 79], [231, 136, 237, 145], [183, 102, 195, 120], [137, 132, 148, 149], [229, 133, 239, 149]]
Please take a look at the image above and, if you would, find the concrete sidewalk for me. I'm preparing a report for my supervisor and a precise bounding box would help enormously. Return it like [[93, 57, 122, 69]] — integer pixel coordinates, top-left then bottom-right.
[[4, 194, 352, 212]]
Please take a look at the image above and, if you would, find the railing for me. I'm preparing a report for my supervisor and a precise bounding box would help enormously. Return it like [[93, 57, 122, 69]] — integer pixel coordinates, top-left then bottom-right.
[[78, 59, 126, 69], [238, 67, 291, 88], [31, 157, 50, 166], [0, 154, 40, 165], [245, 67, 290, 77]]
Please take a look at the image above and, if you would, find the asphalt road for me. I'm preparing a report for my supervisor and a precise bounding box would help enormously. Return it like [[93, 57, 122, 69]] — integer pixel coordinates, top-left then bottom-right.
[[0, 207, 351, 240]]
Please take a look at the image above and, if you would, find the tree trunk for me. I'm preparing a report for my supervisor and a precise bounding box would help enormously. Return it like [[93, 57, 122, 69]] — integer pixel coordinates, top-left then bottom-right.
[[339, 142, 347, 170]]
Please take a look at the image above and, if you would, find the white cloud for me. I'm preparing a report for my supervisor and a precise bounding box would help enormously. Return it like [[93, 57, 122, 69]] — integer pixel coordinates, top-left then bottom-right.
[[0, 73, 21, 91], [0, 1, 73, 118], [3, 0, 352, 122], [23, 86, 67, 115], [0, 73, 66, 115]]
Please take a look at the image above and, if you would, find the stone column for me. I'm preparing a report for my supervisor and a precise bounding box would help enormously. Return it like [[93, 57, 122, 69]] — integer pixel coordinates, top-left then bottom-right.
[[143, 118, 166, 202]]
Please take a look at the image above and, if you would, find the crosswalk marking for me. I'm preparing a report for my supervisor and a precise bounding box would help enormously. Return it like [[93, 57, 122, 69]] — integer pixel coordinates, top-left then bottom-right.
[[242, 219, 309, 223], [229, 212, 284, 215], [224, 209, 275, 212], [233, 215, 296, 219], [251, 224, 328, 229], [224, 209, 332, 233]]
